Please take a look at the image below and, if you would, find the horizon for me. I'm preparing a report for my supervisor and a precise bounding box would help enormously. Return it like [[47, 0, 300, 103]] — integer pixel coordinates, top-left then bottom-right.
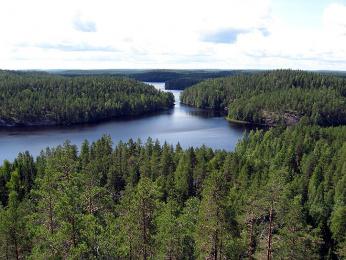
[[5, 68, 346, 73]]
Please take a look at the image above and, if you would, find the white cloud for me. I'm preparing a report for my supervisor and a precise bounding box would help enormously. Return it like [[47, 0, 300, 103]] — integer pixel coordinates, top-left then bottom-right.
[[0, 0, 345, 70], [323, 3, 346, 36], [73, 14, 97, 32]]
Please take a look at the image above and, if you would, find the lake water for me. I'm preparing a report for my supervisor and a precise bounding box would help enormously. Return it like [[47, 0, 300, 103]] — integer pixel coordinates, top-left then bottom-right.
[[0, 82, 250, 162]]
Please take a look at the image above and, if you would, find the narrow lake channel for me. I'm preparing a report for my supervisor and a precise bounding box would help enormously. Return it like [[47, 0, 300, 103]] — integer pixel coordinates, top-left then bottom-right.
[[0, 82, 251, 162]]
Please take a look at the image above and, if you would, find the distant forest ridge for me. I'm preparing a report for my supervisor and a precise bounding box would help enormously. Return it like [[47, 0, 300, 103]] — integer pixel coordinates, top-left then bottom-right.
[[27, 69, 346, 90], [49, 69, 256, 90]]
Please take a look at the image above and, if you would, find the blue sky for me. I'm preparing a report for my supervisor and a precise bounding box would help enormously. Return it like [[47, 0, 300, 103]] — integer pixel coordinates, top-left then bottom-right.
[[0, 0, 345, 70]]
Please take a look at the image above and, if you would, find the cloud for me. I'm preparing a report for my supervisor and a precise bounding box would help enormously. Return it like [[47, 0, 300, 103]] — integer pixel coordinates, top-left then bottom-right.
[[201, 27, 270, 44], [33, 42, 116, 52], [246, 50, 346, 65], [73, 15, 97, 32], [323, 3, 346, 36], [201, 29, 246, 44], [0, 0, 345, 70], [258, 27, 270, 37]]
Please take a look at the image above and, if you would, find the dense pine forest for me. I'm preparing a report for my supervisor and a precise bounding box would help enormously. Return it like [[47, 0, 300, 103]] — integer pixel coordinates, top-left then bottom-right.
[[0, 70, 174, 126], [180, 70, 346, 126], [0, 122, 345, 259]]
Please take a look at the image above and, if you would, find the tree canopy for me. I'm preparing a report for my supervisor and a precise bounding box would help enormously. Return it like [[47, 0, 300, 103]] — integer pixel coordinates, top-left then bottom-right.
[[181, 70, 346, 126], [0, 70, 174, 126], [0, 123, 345, 258]]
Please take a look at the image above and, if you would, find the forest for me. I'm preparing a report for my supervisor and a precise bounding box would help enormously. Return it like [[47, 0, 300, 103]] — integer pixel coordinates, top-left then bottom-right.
[[53, 69, 249, 90], [162, 71, 252, 90], [164, 78, 203, 90], [0, 70, 174, 126], [180, 70, 346, 126], [0, 122, 345, 259]]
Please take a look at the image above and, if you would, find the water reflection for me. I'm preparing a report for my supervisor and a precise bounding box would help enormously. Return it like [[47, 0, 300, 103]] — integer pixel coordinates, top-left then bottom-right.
[[0, 82, 250, 162]]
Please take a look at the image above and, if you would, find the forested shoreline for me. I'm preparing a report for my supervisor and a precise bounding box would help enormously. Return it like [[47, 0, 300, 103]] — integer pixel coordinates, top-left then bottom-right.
[[180, 70, 346, 126], [0, 122, 345, 259], [0, 70, 174, 127]]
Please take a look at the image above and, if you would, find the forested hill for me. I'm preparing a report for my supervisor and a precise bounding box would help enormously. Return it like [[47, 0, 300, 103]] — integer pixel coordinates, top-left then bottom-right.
[[0, 123, 345, 258], [0, 70, 174, 126], [180, 70, 346, 126]]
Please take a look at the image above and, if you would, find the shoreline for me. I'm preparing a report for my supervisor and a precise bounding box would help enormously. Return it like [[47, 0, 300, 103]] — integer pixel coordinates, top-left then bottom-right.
[[180, 101, 272, 127], [0, 106, 174, 129], [225, 117, 271, 127]]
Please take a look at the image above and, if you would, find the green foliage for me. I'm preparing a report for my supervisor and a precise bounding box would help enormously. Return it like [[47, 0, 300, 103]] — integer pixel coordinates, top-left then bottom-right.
[[174, 149, 195, 202], [195, 171, 241, 259], [331, 206, 346, 243], [0, 70, 174, 126], [117, 177, 160, 259], [155, 199, 184, 259], [181, 70, 346, 126], [0, 177, 31, 259], [0, 122, 345, 258]]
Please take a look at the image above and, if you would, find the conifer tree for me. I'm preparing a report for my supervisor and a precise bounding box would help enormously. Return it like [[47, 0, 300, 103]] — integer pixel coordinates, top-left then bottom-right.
[[117, 177, 160, 259], [196, 171, 239, 259]]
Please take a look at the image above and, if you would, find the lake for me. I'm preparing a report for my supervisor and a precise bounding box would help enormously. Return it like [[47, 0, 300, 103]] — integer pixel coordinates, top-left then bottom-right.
[[0, 82, 251, 162]]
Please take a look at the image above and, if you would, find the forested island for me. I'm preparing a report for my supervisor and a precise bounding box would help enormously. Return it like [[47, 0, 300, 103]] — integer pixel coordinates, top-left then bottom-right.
[[0, 70, 174, 127], [181, 70, 346, 126], [0, 123, 345, 259]]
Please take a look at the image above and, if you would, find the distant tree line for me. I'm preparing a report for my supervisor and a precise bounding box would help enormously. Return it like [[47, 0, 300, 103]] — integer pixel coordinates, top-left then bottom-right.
[[180, 70, 346, 126], [165, 78, 202, 90], [163, 71, 254, 90], [0, 70, 174, 126], [54, 69, 251, 90], [0, 122, 345, 259]]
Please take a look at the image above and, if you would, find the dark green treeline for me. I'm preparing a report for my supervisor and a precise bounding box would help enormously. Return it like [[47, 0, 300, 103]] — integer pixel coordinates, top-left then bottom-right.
[[0, 123, 345, 259], [0, 70, 174, 126], [180, 70, 346, 126]]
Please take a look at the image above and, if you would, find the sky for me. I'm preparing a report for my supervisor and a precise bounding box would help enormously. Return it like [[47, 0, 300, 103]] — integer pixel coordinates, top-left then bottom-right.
[[0, 0, 345, 70]]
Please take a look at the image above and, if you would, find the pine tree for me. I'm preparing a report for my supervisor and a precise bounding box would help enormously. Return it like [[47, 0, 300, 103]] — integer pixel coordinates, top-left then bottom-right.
[[155, 199, 184, 259], [174, 151, 194, 202], [179, 197, 200, 258], [274, 195, 320, 259], [30, 142, 85, 258], [195, 171, 239, 259], [0, 160, 11, 206], [117, 177, 160, 259], [0, 171, 31, 259], [159, 143, 175, 199]]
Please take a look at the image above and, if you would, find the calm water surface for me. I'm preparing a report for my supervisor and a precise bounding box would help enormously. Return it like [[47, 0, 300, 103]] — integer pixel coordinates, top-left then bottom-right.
[[0, 83, 251, 162]]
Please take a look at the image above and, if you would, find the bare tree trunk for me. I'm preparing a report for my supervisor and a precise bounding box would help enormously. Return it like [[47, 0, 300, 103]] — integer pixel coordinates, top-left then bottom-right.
[[248, 217, 255, 259], [71, 217, 77, 247], [129, 243, 132, 260], [142, 199, 148, 260], [88, 195, 92, 214], [6, 237, 10, 260], [14, 235, 19, 260], [214, 231, 218, 260], [267, 205, 273, 260], [48, 195, 54, 234]]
